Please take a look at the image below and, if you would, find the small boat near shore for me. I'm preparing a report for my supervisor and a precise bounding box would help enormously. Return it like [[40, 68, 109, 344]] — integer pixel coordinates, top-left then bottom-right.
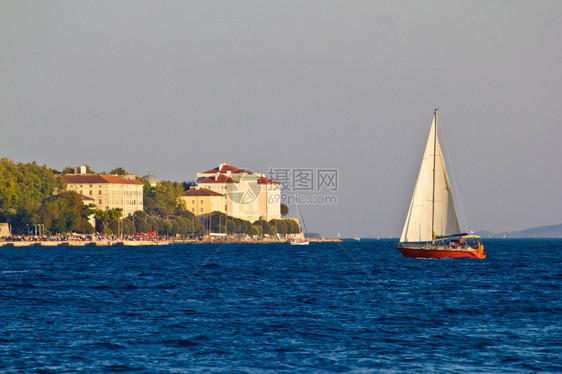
[[397, 108, 485, 259], [289, 199, 309, 246]]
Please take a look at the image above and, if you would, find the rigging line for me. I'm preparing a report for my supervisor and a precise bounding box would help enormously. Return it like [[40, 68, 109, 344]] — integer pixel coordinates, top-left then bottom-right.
[[308, 215, 414, 320], [299, 205, 308, 235], [439, 116, 469, 231], [294, 194, 308, 234], [148, 54, 254, 160]]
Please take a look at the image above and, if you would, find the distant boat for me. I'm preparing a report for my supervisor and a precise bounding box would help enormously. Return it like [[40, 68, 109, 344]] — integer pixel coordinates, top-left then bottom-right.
[[354, 237, 360, 241], [397, 109, 486, 259], [289, 198, 309, 246]]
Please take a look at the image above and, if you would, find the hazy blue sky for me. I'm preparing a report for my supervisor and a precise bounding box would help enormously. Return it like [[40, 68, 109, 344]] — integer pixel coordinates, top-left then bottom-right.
[[2, 1, 561, 237]]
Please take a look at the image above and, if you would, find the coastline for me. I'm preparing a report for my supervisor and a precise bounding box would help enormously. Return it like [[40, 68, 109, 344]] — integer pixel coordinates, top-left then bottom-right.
[[0, 237, 342, 248]]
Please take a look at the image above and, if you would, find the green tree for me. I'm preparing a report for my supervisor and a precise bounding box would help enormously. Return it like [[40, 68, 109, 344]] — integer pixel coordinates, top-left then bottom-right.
[[169, 220, 180, 235], [151, 206, 171, 218], [284, 219, 300, 234], [147, 215, 160, 232], [183, 218, 194, 234], [109, 167, 128, 175], [155, 216, 165, 233], [181, 180, 196, 191], [122, 217, 136, 235], [141, 179, 185, 215], [133, 210, 151, 233], [239, 220, 253, 235], [0, 160, 19, 207], [270, 219, 288, 235], [93, 208, 123, 233], [227, 220, 237, 234], [280, 203, 289, 217], [173, 216, 188, 235], [162, 219, 173, 234], [251, 224, 262, 236], [37, 191, 94, 234], [254, 219, 274, 235], [209, 212, 229, 233], [62, 166, 74, 175], [0, 159, 64, 231]]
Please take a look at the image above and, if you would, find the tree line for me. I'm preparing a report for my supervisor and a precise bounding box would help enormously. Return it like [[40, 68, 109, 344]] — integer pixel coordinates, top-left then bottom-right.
[[0, 159, 296, 236]]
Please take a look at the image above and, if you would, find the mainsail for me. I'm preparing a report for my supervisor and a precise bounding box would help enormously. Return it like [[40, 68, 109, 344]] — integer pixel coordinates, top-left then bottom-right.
[[400, 111, 460, 243]]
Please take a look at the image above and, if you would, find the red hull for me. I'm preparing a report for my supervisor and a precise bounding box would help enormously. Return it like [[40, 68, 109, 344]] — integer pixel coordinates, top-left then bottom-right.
[[398, 246, 486, 259]]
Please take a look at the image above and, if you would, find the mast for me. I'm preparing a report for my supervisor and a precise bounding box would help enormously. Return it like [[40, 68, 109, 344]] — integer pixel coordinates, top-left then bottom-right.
[[432, 108, 438, 242], [295, 198, 302, 234]]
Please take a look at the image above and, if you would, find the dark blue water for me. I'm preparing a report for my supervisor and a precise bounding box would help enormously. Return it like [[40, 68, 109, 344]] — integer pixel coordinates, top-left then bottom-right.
[[1, 239, 560, 373]]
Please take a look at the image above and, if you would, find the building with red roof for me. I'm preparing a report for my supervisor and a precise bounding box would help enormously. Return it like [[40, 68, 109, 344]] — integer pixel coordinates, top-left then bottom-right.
[[179, 188, 227, 215], [59, 168, 144, 217], [194, 163, 281, 222]]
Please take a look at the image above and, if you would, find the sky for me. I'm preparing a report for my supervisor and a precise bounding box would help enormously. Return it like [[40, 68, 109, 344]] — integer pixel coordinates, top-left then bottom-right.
[[2, 1, 561, 238]]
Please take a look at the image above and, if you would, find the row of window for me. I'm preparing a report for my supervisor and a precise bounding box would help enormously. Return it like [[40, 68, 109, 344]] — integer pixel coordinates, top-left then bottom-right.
[[109, 190, 142, 196], [79, 190, 103, 196], [75, 189, 142, 196], [109, 199, 142, 206]]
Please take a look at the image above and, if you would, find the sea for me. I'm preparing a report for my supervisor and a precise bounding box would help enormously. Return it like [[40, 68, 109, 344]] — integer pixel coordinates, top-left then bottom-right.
[[0, 239, 560, 373]]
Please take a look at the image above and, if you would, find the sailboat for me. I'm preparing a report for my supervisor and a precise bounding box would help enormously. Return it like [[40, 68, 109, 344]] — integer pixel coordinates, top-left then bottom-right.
[[289, 198, 309, 245], [397, 109, 486, 259]]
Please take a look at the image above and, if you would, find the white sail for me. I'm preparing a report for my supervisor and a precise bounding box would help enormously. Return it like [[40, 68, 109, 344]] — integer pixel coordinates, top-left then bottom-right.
[[400, 111, 460, 243]]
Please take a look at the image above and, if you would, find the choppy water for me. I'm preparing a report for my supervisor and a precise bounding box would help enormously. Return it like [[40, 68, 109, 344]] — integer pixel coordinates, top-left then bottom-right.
[[0, 239, 560, 373]]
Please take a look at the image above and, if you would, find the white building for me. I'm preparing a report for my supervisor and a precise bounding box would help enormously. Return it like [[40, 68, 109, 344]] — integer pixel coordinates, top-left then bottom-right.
[[196, 163, 281, 222], [60, 172, 144, 217]]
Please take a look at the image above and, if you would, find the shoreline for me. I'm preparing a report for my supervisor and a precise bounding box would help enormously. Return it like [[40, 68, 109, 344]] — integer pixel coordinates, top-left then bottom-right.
[[0, 238, 342, 248]]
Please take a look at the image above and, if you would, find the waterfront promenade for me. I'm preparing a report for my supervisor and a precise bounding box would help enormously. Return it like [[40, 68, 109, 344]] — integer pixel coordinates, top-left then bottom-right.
[[1, 235, 341, 248]]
